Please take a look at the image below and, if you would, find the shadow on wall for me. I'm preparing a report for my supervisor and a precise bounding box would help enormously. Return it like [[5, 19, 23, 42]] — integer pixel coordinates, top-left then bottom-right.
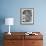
[[0, 16, 5, 32], [0, 16, 5, 46]]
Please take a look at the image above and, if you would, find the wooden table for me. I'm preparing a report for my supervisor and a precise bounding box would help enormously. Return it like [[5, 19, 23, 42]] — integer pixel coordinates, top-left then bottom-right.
[[4, 32, 43, 46]]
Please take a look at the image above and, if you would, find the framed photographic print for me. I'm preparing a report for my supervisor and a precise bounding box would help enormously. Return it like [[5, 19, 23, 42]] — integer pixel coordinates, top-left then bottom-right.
[[20, 8, 34, 24]]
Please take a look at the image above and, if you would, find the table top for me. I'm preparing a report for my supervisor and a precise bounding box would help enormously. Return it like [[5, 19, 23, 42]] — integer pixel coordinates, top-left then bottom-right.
[[4, 32, 43, 40]]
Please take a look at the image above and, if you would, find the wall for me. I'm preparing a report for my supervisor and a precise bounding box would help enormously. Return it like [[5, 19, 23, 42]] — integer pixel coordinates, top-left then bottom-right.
[[0, 0, 46, 32], [0, 0, 46, 46]]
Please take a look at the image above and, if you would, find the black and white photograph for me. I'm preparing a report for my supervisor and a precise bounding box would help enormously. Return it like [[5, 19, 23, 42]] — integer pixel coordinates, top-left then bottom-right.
[[20, 8, 34, 24]]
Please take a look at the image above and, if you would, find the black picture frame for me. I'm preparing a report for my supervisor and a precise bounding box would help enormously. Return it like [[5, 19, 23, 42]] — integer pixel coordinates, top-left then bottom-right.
[[20, 8, 34, 25]]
